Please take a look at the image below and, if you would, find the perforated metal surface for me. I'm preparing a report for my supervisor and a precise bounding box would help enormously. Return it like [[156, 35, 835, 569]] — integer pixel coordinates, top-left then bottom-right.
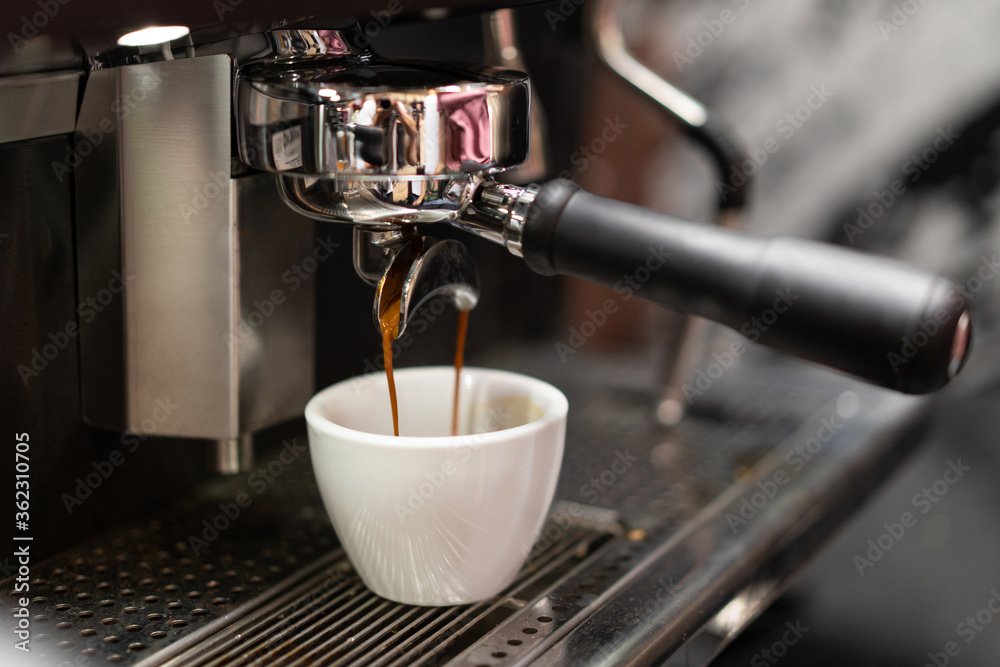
[[150, 507, 623, 667], [3, 500, 623, 667], [3, 472, 338, 664]]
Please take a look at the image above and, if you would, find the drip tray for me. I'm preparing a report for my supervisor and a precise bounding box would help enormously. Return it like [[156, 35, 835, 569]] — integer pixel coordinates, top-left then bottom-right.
[[3, 494, 626, 667], [148, 505, 623, 667]]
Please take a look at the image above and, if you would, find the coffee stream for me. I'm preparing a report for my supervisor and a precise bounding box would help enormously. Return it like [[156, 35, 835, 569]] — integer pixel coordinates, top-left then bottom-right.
[[377, 243, 469, 437], [379, 297, 403, 437], [451, 310, 470, 437]]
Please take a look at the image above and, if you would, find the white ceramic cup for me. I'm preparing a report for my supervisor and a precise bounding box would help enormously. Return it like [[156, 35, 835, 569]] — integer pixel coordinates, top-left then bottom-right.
[[305, 366, 568, 606]]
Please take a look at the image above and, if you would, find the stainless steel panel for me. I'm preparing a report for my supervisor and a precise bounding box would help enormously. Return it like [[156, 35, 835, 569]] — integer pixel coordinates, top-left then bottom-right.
[[77, 55, 316, 442], [119, 55, 238, 438], [234, 174, 316, 433], [0, 70, 80, 142]]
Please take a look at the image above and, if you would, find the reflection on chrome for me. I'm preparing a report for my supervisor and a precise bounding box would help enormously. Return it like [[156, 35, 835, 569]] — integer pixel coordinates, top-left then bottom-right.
[[706, 580, 779, 637], [276, 173, 481, 225], [237, 29, 529, 181]]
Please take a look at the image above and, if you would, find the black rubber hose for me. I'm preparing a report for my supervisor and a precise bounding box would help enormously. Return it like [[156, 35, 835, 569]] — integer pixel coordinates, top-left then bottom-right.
[[521, 180, 971, 394]]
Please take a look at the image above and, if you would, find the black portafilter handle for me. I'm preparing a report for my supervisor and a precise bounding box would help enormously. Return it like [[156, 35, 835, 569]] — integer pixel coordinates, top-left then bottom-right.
[[518, 179, 972, 394]]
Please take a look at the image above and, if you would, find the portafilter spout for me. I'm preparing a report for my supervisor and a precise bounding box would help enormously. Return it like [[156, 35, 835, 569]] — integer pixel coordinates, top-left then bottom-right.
[[372, 233, 479, 338], [354, 227, 479, 338]]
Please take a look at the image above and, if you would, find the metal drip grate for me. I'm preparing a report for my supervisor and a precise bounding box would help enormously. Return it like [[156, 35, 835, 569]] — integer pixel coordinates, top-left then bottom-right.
[[3, 499, 622, 667], [3, 520, 334, 665], [146, 508, 622, 666]]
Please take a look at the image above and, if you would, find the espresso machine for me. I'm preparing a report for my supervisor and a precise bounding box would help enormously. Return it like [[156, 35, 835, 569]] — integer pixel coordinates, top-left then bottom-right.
[[2, 0, 995, 664]]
